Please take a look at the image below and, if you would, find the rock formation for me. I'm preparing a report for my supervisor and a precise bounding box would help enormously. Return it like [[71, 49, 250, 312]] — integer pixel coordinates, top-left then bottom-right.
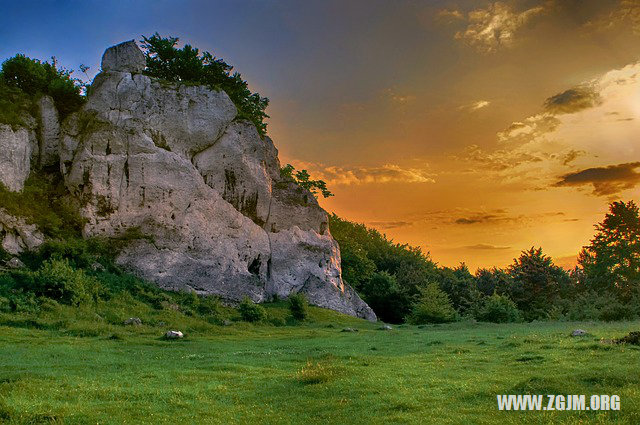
[[35, 40, 376, 320]]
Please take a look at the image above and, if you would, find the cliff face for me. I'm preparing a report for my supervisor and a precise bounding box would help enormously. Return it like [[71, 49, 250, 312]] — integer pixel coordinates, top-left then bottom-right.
[[33, 40, 375, 320]]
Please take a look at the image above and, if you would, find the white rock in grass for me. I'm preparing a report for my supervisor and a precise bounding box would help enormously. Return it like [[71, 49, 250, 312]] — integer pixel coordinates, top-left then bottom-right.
[[571, 329, 588, 337], [165, 330, 184, 339]]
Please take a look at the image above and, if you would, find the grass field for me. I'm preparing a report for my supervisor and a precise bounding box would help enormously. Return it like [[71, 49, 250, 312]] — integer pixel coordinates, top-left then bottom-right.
[[0, 304, 639, 424]]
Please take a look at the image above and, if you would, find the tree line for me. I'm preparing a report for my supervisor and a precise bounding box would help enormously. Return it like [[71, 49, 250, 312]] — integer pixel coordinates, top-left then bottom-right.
[[330, 201, 640, 324]]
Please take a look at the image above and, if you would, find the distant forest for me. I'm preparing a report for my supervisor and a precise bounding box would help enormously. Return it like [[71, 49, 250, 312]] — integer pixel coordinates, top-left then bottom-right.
[[330, 200, 640, 324]]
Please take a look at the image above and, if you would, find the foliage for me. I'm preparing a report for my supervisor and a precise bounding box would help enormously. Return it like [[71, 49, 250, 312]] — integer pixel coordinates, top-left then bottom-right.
[[437, 264, 480, 315], [579, 200, 640, 300], [238, 296, 267, 322], [507, 247, 571, 321], [565, 290, 637, 322], [358, 271, 405, 322], [0, 172, 85, 240], [11, 259, 101, 306], [407, 282, 457, 324], [474, 293, 521, 323], [141, 33, 269, 136], [475, 267, 513, 297], [1, 54, 85, 119], [0, 78, 33, 127], [280, 164, 333, 198], [329, 214, 439, 323], [288, 292, 309, 321]]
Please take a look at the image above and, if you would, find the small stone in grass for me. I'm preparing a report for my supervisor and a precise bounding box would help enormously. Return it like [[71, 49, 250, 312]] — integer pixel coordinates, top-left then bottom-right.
[[124, 317, 142, 326], [165, 330, 184, 339]]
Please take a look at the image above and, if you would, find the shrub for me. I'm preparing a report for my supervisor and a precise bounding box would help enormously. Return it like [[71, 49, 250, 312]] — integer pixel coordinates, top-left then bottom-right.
[[288, 292, 309, 321], [28, 259, 101, 306], [1, 54, 85, 119], [238, 296, 266, 322], [565, 291, 636, 321], [474, 293, 521, 323], [407, 283, 457, 324], [280, 164, 333, 198], [141, 33, 269, 136]]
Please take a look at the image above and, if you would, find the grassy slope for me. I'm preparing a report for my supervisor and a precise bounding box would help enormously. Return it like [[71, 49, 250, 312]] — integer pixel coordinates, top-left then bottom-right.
[[0, 306, 639, 424]]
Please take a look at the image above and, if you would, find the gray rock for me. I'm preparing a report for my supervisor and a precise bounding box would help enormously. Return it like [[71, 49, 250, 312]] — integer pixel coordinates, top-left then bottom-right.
[[37, 95, 61, 167], [5, 257, 26, 269], [0, 124, 32, 192], [90, 262, 105, 272], [59, 40, 376, 322], [571, 329, 588, 337], [378, 324, 393, 331], [124, 317, 142, 326], [0, 209, 44, 255], [341, 327, 359, 333], [165, 330, 184, 339], [222, 320, 232, 326], [101, 40, 146, 73]]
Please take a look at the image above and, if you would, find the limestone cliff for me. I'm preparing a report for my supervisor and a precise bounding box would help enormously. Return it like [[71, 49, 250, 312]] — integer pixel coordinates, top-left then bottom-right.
[[4, 40, 375, 320]]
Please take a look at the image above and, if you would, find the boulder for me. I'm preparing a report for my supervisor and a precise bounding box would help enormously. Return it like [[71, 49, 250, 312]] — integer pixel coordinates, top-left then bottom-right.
[[378, 324, 393, 331], [59, 41, 376, 321], [165, 330, 184, 339], [101, 40, 146, 73], [571, 329, 588, 337], [0, 209, 45, 255], [124, 317, 142, 326], [5, 257, 26, 269], [0, 125, 31, 192], [341, 327, 359, 333]]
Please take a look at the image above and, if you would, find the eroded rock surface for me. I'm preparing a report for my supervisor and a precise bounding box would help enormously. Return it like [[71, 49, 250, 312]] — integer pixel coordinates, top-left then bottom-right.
[[0, 125, 32, 192], [0, 209, 45, 255], [60, 41, 376, 321]]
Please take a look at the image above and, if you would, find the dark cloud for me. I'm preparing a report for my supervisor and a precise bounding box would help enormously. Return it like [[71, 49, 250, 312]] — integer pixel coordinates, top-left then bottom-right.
[[455, 214, 503, 225], [544, 86, 601, 114], [368, 221, 412, 229], [554, 162, 640, 195], [464, 244, 511, 250]]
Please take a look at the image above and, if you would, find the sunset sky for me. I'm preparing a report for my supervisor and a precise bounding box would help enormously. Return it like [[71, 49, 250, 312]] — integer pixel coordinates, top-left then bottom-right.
[[2, 0, 640, 270]]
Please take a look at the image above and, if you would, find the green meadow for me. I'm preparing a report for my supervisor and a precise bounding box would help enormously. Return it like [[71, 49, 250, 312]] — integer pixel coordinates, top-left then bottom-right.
[[1, 304, 638, 424]]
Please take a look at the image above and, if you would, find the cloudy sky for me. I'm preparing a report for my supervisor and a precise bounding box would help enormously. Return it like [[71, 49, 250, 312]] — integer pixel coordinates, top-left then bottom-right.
[[2, 0, 639, 270]]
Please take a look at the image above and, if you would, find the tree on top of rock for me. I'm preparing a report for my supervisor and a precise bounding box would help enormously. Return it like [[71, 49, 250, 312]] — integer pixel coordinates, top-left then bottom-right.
[[140, 33, 269, 137]]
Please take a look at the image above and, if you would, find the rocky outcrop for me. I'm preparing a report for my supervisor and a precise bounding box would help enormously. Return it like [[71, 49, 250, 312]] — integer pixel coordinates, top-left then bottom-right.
[[58, 41, 375, 320], [37, 95, 61, 168], [101, 40, 146, 73], [0, 125, 32, 192], [0, 209, 44, 255]]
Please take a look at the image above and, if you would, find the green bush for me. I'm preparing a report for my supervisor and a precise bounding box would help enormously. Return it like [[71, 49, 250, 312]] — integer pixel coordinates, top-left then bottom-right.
[[1, 54, 85, 119], [566, 291, 636, 322], [0, 79, 33, 127], [407, 283, 457, 325], [288, 293, 309, 321], [474, 293, 521, 323], [27, 259, 101, 306], [238, 296, 266, 322], [141, 33, 269, 136]]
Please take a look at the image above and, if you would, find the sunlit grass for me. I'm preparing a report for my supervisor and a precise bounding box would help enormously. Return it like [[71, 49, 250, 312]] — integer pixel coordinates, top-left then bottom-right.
[[0, 308, 638, 424]]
